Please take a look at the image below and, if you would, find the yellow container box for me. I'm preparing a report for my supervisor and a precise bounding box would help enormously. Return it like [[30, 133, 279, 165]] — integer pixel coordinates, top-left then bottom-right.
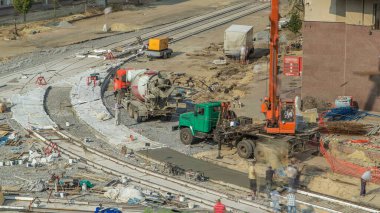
[[148, 37, 169, 51]]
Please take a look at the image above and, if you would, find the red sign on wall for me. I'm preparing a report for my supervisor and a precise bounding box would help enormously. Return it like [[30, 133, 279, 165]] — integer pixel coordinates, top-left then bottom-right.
[[284, 56, 302, 76]]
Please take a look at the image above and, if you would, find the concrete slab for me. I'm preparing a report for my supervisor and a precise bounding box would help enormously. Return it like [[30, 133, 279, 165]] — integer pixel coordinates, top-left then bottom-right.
[[138, 147, 251, 189], [11, 87, 57, 129]]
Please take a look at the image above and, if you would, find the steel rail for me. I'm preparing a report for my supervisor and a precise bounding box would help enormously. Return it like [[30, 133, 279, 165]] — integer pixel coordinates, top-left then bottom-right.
[[105, 1, 266, 49], [30, 128, 271, 212], [4, 196, 146, 213], [0, 1, 269, 83], [30, 128, 380, 213], [170, 3, 269, 42]]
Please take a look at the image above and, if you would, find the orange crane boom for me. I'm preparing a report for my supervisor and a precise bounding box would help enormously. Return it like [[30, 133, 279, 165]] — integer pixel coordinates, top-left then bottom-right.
[[261, 0, 296, 134]]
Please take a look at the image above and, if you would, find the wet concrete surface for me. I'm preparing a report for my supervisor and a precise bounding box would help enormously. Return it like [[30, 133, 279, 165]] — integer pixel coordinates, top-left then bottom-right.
[[138, 147, 251, 188]]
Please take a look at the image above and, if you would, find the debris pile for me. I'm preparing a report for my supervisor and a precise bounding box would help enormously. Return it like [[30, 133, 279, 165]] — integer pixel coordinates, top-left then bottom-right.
[[0, 123, 14, 146], [103, 176, 194, 208], [172, 64, 253, 104], [185, 43, 222, 57], [302, 96, 331, 111], [321, 121, 369, 135], [105, 185, 145, 204]]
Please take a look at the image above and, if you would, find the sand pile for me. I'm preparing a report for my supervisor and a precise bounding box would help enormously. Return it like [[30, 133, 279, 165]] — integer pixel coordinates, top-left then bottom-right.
[[2, 29, 17, 40], [307, 175, 354, 200], [347, 150, 372, 163], [61, 14, 86, 22], [307, 172, 380, 208], [19, 25, 51, 35], [255, 139, 289, 169], [110, 23, 140, 32]]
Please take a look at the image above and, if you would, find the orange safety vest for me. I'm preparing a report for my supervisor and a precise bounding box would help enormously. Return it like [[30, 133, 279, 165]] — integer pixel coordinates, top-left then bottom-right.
[[214, 202, 226, 213]]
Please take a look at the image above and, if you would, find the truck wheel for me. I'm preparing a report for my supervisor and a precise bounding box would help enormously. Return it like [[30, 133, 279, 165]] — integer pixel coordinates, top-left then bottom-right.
[[162, 114, 172, 121], [237, 140, 253, 159], [248, 140, 256, 158], [180, 128, 194, 145], [163, 52, 168, 59], [134, 111, 142, 123]]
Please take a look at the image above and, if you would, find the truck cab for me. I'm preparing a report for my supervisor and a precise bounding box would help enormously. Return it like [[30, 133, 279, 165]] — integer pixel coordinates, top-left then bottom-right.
[[178, 101, 221, 144], [177, 101, 256, 159]]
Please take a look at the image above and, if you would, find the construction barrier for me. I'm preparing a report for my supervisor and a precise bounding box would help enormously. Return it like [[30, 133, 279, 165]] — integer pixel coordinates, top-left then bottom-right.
[[319, 139, 380, 184]]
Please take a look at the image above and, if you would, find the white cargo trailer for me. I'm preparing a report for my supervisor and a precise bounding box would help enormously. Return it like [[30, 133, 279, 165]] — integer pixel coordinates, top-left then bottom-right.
[[223, 25, 254, 58]]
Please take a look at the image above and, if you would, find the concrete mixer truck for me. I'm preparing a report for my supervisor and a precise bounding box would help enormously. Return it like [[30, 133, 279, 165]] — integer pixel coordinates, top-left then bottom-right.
[[114, 68, 180, 122]]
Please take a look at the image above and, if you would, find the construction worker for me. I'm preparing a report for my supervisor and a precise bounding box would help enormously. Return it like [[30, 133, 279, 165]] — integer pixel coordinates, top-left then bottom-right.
[[270, 187, 282, 213], [261, 97, 270, 112], [360, 169, 372, 196], [248, 160, 257, 199], [213, 199, 226, 213], [286, 189, 296, 213], [265, 166, 275, 197], [286, 164, 297, 190]]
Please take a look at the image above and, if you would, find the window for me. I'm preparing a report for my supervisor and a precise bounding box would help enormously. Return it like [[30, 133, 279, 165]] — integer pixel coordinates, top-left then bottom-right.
[[197, 107, 204, 115], [281, 105, 295, 122], [213, 106, 221, 112]]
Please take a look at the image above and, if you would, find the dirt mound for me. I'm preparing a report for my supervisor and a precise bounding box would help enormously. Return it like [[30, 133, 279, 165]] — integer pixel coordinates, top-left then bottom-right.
[[204, 42, 223, 51], [56, 21, 74, 28], [173, 62, 253, 104], [61, 14, 86, 22], [214, 67, 240, 79], [19, 24, 52, 35], [110, 23, 140, 32]]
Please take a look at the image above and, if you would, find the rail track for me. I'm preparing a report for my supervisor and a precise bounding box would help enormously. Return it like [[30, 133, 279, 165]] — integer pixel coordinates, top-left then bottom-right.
[[0, 1, 270, 88], [106, 1, 270, 49], [30, 128, 270, 212], [29, 128, 380, 213]]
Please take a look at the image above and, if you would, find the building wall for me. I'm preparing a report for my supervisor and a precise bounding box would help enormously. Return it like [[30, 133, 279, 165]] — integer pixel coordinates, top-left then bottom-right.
[[0, 0, 12, 7], [302, 22, 380, 111], [305, 0, 380, 26], [304, 0, 346, 22], [345, 0, 379, 25]]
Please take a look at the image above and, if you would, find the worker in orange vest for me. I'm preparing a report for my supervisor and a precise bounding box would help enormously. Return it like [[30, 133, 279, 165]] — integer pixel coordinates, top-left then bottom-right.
[[213, 199, 226, 213]]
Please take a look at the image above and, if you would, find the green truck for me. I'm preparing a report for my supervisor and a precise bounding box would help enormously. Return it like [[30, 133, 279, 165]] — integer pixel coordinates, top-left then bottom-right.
[[176, 101, 260, 159]]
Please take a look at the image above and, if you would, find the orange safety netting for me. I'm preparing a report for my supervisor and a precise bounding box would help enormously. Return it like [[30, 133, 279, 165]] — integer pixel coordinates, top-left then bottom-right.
[[320, 139, 380, 184]]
